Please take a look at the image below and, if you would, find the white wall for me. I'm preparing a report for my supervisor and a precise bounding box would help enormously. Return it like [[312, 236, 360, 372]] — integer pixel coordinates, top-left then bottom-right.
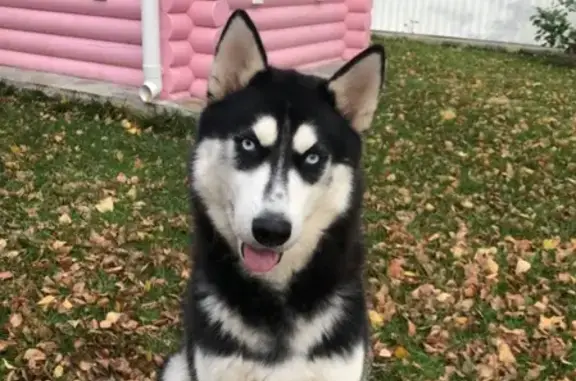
[[371, 0, 576, 46]]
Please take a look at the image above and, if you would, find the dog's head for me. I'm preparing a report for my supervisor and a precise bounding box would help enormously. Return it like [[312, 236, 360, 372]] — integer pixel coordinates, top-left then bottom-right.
[[192, 10, 386, 284]]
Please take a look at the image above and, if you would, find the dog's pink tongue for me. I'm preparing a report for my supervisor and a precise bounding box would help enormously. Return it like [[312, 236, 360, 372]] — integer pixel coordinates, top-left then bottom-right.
[[242, 245, 280, 273]]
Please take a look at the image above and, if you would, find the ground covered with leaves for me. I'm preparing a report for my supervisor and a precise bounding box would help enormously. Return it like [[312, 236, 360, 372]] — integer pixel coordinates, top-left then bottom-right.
[[1, 38, 575, 380]]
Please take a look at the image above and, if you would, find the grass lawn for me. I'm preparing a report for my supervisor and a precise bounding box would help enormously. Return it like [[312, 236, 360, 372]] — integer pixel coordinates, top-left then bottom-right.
[[1, 38, 575, 381]]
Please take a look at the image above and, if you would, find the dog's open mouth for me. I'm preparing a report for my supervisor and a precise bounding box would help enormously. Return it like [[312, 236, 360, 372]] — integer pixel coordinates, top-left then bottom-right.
[[241, 243, 282, 273]]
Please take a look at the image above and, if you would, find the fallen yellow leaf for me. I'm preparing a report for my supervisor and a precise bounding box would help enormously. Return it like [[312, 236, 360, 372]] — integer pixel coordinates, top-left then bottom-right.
[[99, 311, 123, 329], [538, 315, 566, 331], [95, 196, 114, 213], [454, 316, 468, 326], [368, 309, 385, 328], [60, 299, 73, 310], [105, 311, 122, 324], [436, 292, 453, 303], [127, 127, 141, 135], [121, 119, 132, 129], [53, 364, 64, 378], [37, 295, 56, 306], [476, 364, 495, 379], [484, 257, 499, 276], [393, 346, 409, 359], [542, 238, 560, 250], [127, 186, 137, 200], [497, 340, 516, 364]]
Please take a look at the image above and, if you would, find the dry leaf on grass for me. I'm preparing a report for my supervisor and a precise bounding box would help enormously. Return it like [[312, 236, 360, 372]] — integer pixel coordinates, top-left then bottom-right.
[[53, 364, 64, 378], [515, 259, 531, 275], [368, 309, 385, 328], [95, 196, 115, 213], [9, 313, 22, 328], [23, 348, 46, 361], [407, 319, 417, 337], [539, 315, 566, 332], [393, 346, 409, 359], [0, 271, 13, 280], [99, 311, 124, 329], [37, 295, 56, 306], [377, 347, 393, 358], [542, 238, 560, 250], [497, 340, 516, 365], [440, 108, 457, 121], [116, 172, 128, 183], [58, 213, 72, 224], [0, 340, 16, 352]]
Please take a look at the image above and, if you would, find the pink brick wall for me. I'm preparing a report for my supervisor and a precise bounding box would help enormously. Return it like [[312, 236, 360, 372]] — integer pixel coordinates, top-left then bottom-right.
[[0, 0, 144, 87], [161, 0, 372, 101]]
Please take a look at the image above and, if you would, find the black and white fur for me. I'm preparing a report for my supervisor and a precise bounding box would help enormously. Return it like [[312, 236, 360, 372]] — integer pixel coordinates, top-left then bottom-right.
[[160, 10, 386, 381]]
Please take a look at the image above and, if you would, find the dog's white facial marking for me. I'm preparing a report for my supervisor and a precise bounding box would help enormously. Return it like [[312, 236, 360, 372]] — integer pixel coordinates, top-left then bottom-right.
[[161, 350, 191, 381], [194, 342, 365, 381], [252, 115, 278, 147], [231, 163, 274, 245], [199, 294, 272, 352], [260, 164, 353, 286], [292, 124, 318, 154], [192, 139, 237, 247]]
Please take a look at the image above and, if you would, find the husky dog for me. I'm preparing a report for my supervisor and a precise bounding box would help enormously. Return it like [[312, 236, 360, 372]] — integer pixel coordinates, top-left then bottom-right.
[[160, 9, 386, 381]]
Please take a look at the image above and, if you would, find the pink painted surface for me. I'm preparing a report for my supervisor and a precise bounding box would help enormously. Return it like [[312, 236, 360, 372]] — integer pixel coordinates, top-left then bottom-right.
[[4, 0, 141, 20], [0, 49, 142, 86], [0, 7, 141, 44], [0, 0, 142, 85], [161, 0, 373, 101], [0, 0, 372, 101], [0, 29, 141, 68]]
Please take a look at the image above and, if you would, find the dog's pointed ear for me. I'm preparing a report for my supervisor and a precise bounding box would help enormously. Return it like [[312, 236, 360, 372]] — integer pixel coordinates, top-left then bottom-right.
[[327, 45, 386, 133], [207, 10, 267, 102]]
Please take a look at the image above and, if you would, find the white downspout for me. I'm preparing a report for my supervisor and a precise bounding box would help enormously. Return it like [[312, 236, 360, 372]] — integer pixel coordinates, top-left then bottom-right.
[[139, 0, 162, 103]]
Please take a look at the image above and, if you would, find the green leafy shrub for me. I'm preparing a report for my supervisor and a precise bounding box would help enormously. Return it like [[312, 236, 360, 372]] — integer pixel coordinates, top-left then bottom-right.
[[530, 0, 576, 53]]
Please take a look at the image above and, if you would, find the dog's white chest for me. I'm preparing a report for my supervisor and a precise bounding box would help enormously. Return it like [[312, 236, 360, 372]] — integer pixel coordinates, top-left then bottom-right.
[[194, 344, 365, 381]]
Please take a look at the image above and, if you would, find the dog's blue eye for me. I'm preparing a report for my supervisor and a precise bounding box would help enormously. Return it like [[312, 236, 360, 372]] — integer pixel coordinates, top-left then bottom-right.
[[241, 138, 256, 151], [305, 153, 320, 165]]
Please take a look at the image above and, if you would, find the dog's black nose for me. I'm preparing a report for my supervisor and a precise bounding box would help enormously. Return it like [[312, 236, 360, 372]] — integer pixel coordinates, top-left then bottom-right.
[[252, 214, 292, 247]]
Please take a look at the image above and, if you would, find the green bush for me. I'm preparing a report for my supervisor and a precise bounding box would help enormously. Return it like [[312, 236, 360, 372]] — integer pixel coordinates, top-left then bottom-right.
[[530, 0, 576, 53]]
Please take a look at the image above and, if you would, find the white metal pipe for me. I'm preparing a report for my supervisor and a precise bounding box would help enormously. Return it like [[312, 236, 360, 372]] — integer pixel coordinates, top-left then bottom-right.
[[139, 0, 162, 103]]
